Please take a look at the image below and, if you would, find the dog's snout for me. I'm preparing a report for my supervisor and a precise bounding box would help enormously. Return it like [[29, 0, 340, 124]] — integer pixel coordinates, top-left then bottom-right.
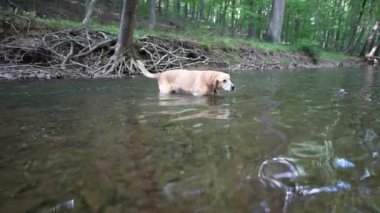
[[231, 85, 236, 91]]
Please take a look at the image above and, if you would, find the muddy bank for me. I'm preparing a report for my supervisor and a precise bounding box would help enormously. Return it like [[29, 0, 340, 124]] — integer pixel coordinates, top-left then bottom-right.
[[0, 28, 361, 80]]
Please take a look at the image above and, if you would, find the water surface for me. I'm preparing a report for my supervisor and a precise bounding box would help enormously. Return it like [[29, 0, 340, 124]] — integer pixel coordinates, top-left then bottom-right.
[[1, 68, 380, 212]]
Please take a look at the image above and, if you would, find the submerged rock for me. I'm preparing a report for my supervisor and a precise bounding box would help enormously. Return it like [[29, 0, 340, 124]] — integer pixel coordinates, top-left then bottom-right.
[[334, 158, 355, 169], [32, 199, 76, 213], [81, 188, 104, 212], [297, 181, 351, 196]]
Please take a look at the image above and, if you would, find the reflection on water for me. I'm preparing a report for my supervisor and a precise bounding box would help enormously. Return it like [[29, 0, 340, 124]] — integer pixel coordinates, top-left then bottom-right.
[[1, 68, 380, 212], [158, 94, 224, 106], [156, 95, 231, 121], [169, 108, 230, 121]]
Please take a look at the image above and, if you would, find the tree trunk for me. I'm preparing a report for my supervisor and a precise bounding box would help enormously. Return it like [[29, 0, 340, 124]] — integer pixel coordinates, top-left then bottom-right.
[[158, 0, 162, 15], [165, 0, 169, 16], [199, 0, 205, 20], [283, 5, 290, 42], [117, 0, 138, 56], [230, 0, 236, 36], [265, 0, 285, 42], [175, 0, 180, 16], [220, 1, 230, 35], [215, 5, 221, 23], [323, 29, 331, 49], [334, 0, 344, 50], [191, 1, 196, 19], [205, 6, 211, 22], [82, 0, 98, 24], [294, 13, 300, 42], [102, 0, 139, 75], [247, 0, 256, 38], [148, 0, 156, 30], [184, 2, 188, 18], [257, 5, 263, 39]]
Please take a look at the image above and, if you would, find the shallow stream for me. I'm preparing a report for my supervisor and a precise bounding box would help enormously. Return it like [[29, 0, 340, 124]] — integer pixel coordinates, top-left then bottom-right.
[[1, 68, 380, 212]]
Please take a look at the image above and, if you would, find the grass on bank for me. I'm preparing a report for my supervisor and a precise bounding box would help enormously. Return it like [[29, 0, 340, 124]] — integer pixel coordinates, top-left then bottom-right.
[[35, 17, 351, 62]]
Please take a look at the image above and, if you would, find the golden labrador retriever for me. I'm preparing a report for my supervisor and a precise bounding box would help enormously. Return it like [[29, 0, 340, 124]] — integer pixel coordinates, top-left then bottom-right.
[[136, 60, 235, 96]]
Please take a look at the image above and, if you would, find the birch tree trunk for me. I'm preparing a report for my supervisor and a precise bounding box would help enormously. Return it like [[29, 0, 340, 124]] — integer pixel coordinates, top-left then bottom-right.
[[82, 0, 98, 24], [364, 21, 380, 63], [265, 0, 285, 42]]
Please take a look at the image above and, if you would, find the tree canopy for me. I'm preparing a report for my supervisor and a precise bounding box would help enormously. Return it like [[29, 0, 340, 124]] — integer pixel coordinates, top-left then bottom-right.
[[5, 0, 380, 56]]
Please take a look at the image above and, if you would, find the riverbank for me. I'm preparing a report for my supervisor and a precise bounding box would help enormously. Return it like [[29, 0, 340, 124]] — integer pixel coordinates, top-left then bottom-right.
[[0, 33, 361, 80], [0, 13, 362, 80]]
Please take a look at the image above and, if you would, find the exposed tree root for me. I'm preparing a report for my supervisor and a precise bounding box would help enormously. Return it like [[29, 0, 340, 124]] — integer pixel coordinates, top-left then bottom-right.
[[100, 54, 140, 77], [137, 35, 211, 72], [0, 29, 117, 76], [0, 29, 214, 78]]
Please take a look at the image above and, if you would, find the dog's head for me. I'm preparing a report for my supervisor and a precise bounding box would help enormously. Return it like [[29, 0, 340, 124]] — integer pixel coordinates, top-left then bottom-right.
[[213, 72, 236, 92]]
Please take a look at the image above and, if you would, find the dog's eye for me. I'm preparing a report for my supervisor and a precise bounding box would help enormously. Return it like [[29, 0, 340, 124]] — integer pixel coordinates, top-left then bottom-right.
[[223, 80, 227, 83]]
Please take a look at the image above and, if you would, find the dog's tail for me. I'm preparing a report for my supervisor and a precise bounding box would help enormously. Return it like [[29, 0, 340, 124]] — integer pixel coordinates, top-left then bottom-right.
[[136, 60, 158, 79]]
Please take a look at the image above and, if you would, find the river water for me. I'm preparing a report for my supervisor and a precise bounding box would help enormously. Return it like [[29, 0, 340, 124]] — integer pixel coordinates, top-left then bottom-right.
[[0, 67, 380, 212]]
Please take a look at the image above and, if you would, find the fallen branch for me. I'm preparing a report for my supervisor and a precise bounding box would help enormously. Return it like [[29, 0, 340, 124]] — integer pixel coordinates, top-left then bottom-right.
[[74, 38, 116, 58], [137, 35, 210, 72], [61, 42, 74, 70]]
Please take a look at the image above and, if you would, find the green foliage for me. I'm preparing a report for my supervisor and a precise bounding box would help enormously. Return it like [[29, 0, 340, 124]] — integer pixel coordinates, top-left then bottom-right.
[[36, 17, 119, 35], [293, 40, 321, 63], [245, 40, 291, 52], [35, 18, 82, 29], [320, 51, 353, 61], [136, 25, 291, 53]]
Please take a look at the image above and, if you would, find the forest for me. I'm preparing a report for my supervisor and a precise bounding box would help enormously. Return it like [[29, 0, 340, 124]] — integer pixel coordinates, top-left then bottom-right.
[[0, 0, 378, 78], [136, 0, 380, 56]]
